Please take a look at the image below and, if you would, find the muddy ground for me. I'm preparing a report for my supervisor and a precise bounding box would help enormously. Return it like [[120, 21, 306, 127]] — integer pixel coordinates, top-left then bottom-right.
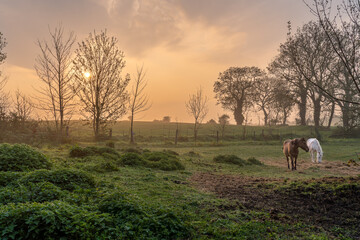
[[190, 171, 360, 238]]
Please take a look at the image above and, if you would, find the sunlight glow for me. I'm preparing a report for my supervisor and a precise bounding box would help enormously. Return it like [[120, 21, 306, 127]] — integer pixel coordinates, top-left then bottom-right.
[[84, 72, 91, 78]]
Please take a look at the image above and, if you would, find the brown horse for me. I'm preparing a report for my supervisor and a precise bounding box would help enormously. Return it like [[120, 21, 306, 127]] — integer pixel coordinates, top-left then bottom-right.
[[283, 138, 309, 170]]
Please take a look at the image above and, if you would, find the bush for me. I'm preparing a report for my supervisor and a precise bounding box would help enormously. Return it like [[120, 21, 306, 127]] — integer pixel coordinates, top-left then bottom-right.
[[98, 193, 190, 239], [69, 146, 120, 158], [121, 147, 143, 154], [19, 169, 96, 191], [213, 154, 247, 166], [119, 152, 146, 166], [0, 182, 63, 204], [0, 144, 52, 171], [0, 201, 115, 239], [89, 161, 119, 173], [0, 171, 26, 187], [105, 140, 115, 148], [247, 157, 263, 165], [143, 152, 185, 171]]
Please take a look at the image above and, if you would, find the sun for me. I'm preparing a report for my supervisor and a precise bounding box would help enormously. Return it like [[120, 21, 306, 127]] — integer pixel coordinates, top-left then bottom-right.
[[84, 72, 91, 78]]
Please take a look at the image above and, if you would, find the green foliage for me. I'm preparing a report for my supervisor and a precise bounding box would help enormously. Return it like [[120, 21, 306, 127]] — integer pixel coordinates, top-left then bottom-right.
[[19, 169, 96, 191], [120, 152, 146, 166], [143, 152, 185, 171], [119, 152, 185, 171], [0, 144, 51, 171], [247, 157, 263, 165], [89, 161, 119, 173], [213, 154, 247, 166], [98, 193, 190, 239], [0, 171, 25, 187], [105, 140, 115, 148], [69, 145, 120, 158], [0, 201, 115, 239], [0, 182, 63, 204]]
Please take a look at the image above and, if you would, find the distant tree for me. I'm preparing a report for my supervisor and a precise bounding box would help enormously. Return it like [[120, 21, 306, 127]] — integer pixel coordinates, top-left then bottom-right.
[[214, 67, 264, 125], [206, 119, 217, 124], [185, 87, 208, 143], [218, 114, 230, 138], [129, 65, 151, 144], [162, 116, 171, 123], [72, 30, 130, 139], [0, 31, 6, 76], [34, 25, 76, 137], [272, 79, 295, 125], [253, 76, 276, 125], [10, 90, 33, 126], [0, 32, 7, 124]]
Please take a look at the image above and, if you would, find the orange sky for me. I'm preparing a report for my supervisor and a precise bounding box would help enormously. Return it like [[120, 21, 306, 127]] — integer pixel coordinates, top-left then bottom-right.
[[0, 0, 317, 124]]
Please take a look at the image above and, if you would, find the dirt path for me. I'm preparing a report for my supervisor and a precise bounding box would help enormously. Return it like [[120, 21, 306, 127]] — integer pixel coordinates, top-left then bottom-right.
[[190, 172, 360, 238], [262, 157, 360, 176]]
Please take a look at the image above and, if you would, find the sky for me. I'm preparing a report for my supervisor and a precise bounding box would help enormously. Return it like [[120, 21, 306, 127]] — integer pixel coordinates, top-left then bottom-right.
[[0, 0, 317, 124]]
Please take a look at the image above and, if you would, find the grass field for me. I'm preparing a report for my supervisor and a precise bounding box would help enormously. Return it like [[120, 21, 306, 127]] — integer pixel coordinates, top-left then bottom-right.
[[1, 122, 360, 239]]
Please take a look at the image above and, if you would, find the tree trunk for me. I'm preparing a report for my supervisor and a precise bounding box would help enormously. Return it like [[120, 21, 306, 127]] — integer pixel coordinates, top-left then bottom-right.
[[313, 99, 321, 127], [327, 101, 335, 128], [130, 112, 134, 144], [262, 107, 268, 126], [282, 108, 288, 125], [234, 101, 244, 125], [298, 88, 307, 126]]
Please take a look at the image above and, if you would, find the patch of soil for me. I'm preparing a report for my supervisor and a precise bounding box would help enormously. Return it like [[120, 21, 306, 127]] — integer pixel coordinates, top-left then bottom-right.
[[190, 173, 360, 238], [262, 158, 360, 176]]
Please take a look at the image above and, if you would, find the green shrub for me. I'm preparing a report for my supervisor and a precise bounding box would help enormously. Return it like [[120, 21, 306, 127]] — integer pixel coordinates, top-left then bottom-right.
[[89, 161, 119, 173], [19, 169, 96, 191], [69, 146, 120, 158], [98, 193, 190, 239], [213, 154, 247, 166], [163, 149, 180, 156], [121, 147, 143, 154], [0, 144, 52, 171], [143, 152, 185, 171], [0, 171, 26, 187], [0, 182, 63, 204], [0, 201, 115, 239], [247, 157, 263, 165], [119, 152, 146, 166]]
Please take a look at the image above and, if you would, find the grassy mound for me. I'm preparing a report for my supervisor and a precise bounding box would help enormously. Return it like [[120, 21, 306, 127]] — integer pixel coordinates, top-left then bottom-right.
[[19, 169, 96, 191], [0, 171, 26, 187], [0, 144, 52, 171], [214, 155, 263, 166], [119, 152, 185, 171], [213, 154, 247, 166], [98, 193, 190, 239], [0, 201, 115, 239], [0, 182, 63, 204], [143, 152, 185, 171], [69, 146, 120, 158]]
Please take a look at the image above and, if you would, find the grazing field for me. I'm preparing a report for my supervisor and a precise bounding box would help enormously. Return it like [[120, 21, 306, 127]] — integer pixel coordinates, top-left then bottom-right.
[[1, 123, 360, 239]]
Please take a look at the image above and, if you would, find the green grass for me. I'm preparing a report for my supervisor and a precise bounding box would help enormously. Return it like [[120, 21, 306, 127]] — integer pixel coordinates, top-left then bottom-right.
[[1, 124, 360, 239]]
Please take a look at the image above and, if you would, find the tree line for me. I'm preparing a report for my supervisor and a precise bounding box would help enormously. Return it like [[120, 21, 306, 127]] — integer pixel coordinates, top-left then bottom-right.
[[211, 0, 360, 133]]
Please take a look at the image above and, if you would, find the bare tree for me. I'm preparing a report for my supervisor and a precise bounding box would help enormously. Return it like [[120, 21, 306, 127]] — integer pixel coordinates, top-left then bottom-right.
[[218, 114, 230, 138], [11, 90, 33, 125], [214, 67, 264, 125], [272, 79, 296, 125], [34, 25, 76, 136], [72, 30, 130, 139], [305, 0, 360, 105], [186, 87, 208, 143], [129, 65, 151, 144]]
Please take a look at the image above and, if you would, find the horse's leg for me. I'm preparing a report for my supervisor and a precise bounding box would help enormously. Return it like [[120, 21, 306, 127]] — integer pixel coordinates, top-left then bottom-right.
[[311, 151, 315, 163], [286, 156, 290, 169], [294, 155, 298, 170], [290, 156, 294, 171]]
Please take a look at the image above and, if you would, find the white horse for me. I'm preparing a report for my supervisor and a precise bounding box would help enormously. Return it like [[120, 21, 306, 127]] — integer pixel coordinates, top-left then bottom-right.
[[306, 138, 323, 163]]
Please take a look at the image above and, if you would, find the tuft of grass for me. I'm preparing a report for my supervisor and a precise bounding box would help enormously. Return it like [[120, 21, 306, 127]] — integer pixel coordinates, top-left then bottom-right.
[[213, 154, 247, 166], [247, 157, 263, 165], [69, 146, 120, 158]]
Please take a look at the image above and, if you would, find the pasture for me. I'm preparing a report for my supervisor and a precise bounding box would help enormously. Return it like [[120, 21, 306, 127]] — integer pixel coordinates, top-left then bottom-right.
[[1, 122, 360, 239]]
